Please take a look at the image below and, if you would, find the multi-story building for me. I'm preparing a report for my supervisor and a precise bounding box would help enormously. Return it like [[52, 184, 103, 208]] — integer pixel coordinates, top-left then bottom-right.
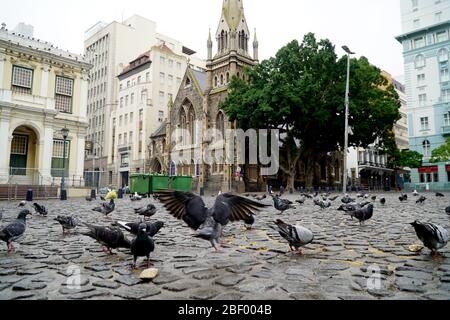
[[0, 23, 91, 189], [346, 72, 408, 190], [83, 15, 204, 188], [396, 0, 450, 190], [111, 43, 202, 187]]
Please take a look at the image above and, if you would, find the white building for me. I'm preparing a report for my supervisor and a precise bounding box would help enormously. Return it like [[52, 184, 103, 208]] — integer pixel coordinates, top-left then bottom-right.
[[83, 15, 205, 188], [111, 43, 203, 187], [396, 0, 450, 190], [0, 23, 91, 193]]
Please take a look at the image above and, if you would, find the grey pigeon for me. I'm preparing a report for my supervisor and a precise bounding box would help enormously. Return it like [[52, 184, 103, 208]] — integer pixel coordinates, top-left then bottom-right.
[[329, 196, 339, 202], [345, 204, 374, 225], [380, 198, 386, 205], [82, 223, 130, 254], [399, 194, 408, 202], [270, 219, 314, 255], [130, 223, 155, 269], [436, 193, 445, 198], [115, 220, 164, 237], [446, 206, 450, 215], [33, 203, 48, 216], [416, 196, 427, 204], [296, 197, 306, 205], [18, 201, 26, 207], [130, 193, 143, 201], [54, 216, 78, 234], [411, 221, 449, 257], [338, 203, 363, 213], [0, 210, 32, 253], [92, 199, 115, 216], [271, 195, 295, 213], [156, 191, 269, 250], [371, 196, 377, 201], [314, 199, 331, 210], [243, 215, 255, 230], [302, 193, 313, 199], [342, 195, 355, 204], [134, 204, 157, 220]]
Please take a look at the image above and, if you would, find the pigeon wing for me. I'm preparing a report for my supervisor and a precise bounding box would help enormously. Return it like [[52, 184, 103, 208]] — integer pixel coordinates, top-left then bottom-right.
[[214, 193, 270, 224]]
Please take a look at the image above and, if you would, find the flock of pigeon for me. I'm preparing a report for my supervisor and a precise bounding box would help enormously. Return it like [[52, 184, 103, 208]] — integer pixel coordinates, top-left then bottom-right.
[[0, 189, 449, 270]]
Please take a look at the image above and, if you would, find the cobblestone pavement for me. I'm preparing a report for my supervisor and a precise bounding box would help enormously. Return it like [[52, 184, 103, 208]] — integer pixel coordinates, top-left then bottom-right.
[[0, 192, 449, 300]]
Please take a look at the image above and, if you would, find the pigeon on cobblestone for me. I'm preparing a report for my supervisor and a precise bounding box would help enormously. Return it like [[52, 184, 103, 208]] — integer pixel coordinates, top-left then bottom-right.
[[54, 216, 78, 234], [130, 193, 143, 201], [342, 195, 355, 204], [314, 199, 331, 210], [410, 221, 449, 257], [371, 196, 377, 201], [130, 223, 155, 269], [243, 215, 255, 230], [269, 219, 314, 255], [85, 196, 93, 202], [272, 195, 295, 214], [345, 204, 374, 226], [18, 201, 26, 207], [413, 190, 419, 197], [399, 194, 408, 202], [296, 197, 306, 205], [416, 196, 427, 204], [134, 204, 157, 220], [92, 199, 115, 216], [33, 203, 48, 216], [82, 223, 131, 254], [380, 198, 386, 205], [0, 210, 32, 253], [156, 191, 269, 250], [115, 220, 164, 237], [436, 192, 445, 198]]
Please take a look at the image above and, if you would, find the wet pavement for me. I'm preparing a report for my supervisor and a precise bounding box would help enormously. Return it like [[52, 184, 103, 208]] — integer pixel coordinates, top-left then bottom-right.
[[0, 192, 449, 300]]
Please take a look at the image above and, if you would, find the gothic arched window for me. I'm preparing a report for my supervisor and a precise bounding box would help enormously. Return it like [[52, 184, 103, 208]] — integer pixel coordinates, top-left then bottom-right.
[[216, 112, 225, 141], [423, 140, 431, 157], [188, 106, 196, 145], [180, 108, 187, 145]]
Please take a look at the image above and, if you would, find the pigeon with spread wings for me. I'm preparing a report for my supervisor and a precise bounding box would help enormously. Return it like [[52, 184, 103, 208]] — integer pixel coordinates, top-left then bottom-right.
[[156, 191, 270, 250]]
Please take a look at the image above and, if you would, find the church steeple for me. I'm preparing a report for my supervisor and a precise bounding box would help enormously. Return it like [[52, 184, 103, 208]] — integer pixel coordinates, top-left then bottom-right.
[[253, 28, 258, 61], [216, 0, 250, 56], [207, 28, 213, 60]]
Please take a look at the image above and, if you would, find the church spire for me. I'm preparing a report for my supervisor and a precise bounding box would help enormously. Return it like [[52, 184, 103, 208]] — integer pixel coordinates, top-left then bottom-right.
[[253, 28, 258, 61], [207, 28, 213, 60], [222, 0, 245, 31]]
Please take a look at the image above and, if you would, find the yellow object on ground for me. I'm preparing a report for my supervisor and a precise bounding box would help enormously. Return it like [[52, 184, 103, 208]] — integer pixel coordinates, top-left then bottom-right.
[[106, 190, 118, 200]]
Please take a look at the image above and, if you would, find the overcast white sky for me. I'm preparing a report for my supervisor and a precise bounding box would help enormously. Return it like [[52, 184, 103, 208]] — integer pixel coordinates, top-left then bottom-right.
[[2, 0, 405, 78]]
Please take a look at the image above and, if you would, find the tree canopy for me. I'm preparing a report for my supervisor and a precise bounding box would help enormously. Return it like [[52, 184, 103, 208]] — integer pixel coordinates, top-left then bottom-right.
[[222, 33, 402, 187], [431, 138, 450, 163]]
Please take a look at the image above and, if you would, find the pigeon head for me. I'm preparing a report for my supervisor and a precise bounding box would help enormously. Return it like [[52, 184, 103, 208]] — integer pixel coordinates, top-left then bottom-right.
[[410, 221, 421, 227], [18, 209, 32, 220], [138, 223, 148, 233], [153, 221, 165, 230]]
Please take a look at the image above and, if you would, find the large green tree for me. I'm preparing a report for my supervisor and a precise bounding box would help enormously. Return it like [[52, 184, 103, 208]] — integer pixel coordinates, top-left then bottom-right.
[[382, 130, 422, 169], [222, 33, 401, 188]]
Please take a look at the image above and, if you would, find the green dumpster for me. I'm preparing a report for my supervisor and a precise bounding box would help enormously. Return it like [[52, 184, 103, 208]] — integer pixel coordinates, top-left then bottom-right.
[[130, 174, 151, 195], [172, 176, 193, 192], [149, 175, 171, 194]]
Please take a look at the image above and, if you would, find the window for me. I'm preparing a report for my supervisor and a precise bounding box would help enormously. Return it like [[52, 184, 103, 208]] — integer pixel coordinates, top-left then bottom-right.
[[127, 81, 130, 88], [118, 134, 122, 145], [137, 76, 141, 84], [168, 93, 173, 102], [441, 68, 450, 82], [141, 89, 147, 104], [131, 93, 134, 104], [159, 91, 165, 105], [168, 59, 173, 68], [436, 31, 448, 43], [177, 62, 182, 70], [12, 65, 33, 94], [139, 131, 143, 153], [420, 173, 425, 183], [423, 140, 431, 157], [129, 131, 133, 144], [124, 114, 128, 125], [120, 97, 124, 108], [438, 49, 449, 63], [419, 94, 427, 106], [168, 75, 173, 86], [412, 0, 418, 8], [51, 139, 70, 178], [413, 19, 421, 29], [160, 57, 165, 65], [125, 95, 129, 106], [55, 76, 74, 113], [417, 73, 425, 85], [415, 55, 425, 68], [442, 89, 450, 102], [158, 110, 164, 123], [420, 117, 429, 131], [130, 112, 134, 123], [434, 172, 440, 183], [119, 116, 123, 126], [124, 133, 128, 145], [160, 73, 165, 85], [146, 72, 150, 82], [121, 153, 129, 167]]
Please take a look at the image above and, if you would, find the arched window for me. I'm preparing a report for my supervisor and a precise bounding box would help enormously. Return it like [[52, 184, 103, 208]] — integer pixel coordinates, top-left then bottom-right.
[[224, 31, 228, 49], [220, 74, 224, 85], [188, 106, 196, 145], [185, 77, 191, 87], [214, 76, 218, 87], [162, 138, 166, 153], [216, 112, 225, 140], [221, 30, 225, 52], [237, 72, 240, 79], [180, 108, 187, 145], [170, 161, 176, 176], [415, 54, 425, 68], [438, 48, 449, 63], [423, 140, 431, 157], [226, 72, 230, 83]]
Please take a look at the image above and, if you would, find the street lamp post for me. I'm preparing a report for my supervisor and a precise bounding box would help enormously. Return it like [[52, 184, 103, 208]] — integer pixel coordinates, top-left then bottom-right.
[[342, 45, 355, 195], [60, 126, 70, 201]]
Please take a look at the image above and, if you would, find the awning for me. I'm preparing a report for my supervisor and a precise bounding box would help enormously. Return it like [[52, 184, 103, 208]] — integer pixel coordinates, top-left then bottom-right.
[[418, 166, 438, 174]]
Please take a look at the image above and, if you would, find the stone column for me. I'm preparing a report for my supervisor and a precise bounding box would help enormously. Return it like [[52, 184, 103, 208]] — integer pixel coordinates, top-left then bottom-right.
[[0, 109, 11, 184], [79, 73, 89, 122], [39, 126, 54, 186]]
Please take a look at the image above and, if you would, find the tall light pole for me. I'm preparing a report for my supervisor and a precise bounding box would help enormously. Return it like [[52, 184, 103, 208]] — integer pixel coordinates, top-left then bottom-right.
[[60, 126, 70, 200], [342, 45, 355, 194]]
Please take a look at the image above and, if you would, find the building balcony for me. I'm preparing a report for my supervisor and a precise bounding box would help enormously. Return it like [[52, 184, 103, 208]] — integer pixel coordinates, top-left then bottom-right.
[[442, 126, 450, 136]]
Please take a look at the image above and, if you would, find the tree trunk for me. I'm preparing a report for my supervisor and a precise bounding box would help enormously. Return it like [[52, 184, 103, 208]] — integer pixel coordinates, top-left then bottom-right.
[[305, 151, 315, 189]]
